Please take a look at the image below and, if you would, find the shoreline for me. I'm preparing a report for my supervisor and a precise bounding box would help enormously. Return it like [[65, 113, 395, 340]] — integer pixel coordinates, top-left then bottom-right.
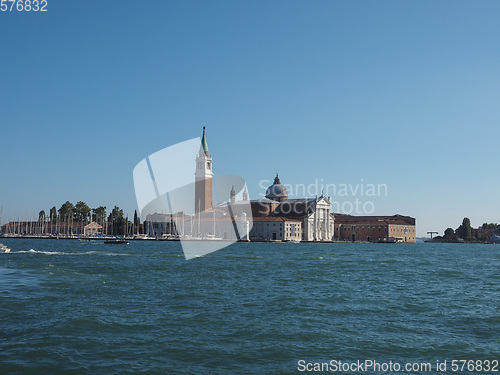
[[1, 234, 419, 244]]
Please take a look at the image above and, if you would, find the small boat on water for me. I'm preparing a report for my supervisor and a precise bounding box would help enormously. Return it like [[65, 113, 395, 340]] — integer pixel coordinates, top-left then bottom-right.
[[0, 243, 11, 253], [104, 238, 129, 244], [486, 235, 500, 244]]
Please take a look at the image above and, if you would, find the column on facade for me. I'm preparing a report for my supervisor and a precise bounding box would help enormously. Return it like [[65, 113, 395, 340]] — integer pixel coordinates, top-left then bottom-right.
[[313, 205, 317, 241], [326, 209, 330, 240], [322, 208, 326, 240], [316, 204, 321, 241]]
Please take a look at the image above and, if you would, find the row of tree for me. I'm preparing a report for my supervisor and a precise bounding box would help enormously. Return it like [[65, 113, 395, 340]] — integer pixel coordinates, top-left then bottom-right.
[[481, 222, 498, 229], [37, 201, 143, 235]]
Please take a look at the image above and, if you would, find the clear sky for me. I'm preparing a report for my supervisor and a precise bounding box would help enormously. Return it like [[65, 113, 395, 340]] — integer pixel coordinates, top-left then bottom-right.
[[1, 0, 499, 237]]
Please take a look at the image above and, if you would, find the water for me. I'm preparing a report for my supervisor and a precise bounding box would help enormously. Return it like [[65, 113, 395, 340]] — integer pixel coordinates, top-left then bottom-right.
[[0, 239, 499, 374]]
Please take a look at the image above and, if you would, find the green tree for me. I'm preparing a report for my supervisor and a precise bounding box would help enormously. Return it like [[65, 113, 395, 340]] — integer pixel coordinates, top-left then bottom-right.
[[74, 201, 91, 222], [49, 206, 57, 222], [133, 210, 141, 234], [109, 206, 125, 235], [38, 210, 46, 222], [444, 228, 454, 237], [58, 201, 75, 221], [481, 222, 497, 229], [457, 217, 472, 241], [92, 206, 107, 225]]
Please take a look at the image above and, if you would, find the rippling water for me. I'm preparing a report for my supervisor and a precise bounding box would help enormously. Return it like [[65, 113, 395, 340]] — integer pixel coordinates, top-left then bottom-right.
[[0, 239, 499, 374]]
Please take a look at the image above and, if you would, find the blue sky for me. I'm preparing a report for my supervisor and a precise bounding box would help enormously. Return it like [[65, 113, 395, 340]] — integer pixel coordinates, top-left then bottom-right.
[[1, 0, 499, 236]]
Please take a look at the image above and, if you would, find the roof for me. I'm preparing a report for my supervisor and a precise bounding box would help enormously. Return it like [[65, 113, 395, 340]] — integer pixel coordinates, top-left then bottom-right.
[[265, 173, 288, 199], [85, 222, 103, 229], [334, 213, 416, 226], [252, 217, 301, 222], [281, 198, 316, 204], [274, 199, 316, 217], [250, 198, 281, 204]]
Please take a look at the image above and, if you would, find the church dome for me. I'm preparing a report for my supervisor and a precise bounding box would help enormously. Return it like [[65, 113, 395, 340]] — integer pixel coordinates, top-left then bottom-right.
[[265, 174, 288, 202]]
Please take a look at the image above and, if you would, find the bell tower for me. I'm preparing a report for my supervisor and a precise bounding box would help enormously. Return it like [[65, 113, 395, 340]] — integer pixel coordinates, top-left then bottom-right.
[[195, 127, 213, 213]]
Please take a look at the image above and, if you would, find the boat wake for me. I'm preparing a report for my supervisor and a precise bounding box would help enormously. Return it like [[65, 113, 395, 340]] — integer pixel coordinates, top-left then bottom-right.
[[15, 249, 111, 256], [17, 249, 75, 255]]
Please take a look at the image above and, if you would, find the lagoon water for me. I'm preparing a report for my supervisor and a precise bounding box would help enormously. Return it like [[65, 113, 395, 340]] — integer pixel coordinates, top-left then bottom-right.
[[0, 239, 499, 374]]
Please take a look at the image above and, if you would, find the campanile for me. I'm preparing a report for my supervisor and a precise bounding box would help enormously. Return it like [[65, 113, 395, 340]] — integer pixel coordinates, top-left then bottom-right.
[[194, 127, 213, 213]]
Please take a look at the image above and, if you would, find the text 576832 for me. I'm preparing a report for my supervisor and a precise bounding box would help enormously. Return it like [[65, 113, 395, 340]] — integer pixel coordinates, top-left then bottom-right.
[[1, 0, 47, 11]]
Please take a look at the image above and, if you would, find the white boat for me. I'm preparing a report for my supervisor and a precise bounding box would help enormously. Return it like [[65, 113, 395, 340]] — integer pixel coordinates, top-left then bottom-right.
[[184, 235, 223, 241], [486, 235, 500, 244], [0, 243, 11, 253]]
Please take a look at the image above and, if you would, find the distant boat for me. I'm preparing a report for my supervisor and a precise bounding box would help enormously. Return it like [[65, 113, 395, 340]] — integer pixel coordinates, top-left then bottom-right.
[[0, 243, 11, 253], [203, 234, 222, 240], [104, 238, 129, 244], [486, 235, 500, 244], [184, 235, 223, 241]]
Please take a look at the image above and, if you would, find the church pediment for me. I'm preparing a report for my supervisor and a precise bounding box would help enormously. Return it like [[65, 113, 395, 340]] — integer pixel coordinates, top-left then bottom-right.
[[316, 196, 332, 206]]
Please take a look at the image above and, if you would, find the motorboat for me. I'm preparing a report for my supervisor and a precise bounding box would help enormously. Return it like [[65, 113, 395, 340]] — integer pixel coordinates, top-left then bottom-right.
[[0, 243, 11, 253], [486, 235, 500, 244], [104, 238, 129, 244]]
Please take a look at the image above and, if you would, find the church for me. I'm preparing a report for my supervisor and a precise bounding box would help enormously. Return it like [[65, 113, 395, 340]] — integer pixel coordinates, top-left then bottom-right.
[[194, 128, 335, 242], [247, 174, 335, 241]]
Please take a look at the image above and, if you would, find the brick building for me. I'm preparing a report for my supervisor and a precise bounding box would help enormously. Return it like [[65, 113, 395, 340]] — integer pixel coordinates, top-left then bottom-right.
[[334, 214, 416, 243]]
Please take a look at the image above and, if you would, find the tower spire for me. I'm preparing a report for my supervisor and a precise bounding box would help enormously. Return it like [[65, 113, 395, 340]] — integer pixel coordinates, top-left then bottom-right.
[[195, 126, 213, 213], [201, 126, 209, 155], [230, 185, 236, 204]]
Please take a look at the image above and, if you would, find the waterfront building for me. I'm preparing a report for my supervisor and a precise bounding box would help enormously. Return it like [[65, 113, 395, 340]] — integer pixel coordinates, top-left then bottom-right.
[[247, 175, 335, 242], [473, 227, 500, 239], [250, 217, 302, 241], [84, 221, 103, 236], [334, 214, 416, 243]]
